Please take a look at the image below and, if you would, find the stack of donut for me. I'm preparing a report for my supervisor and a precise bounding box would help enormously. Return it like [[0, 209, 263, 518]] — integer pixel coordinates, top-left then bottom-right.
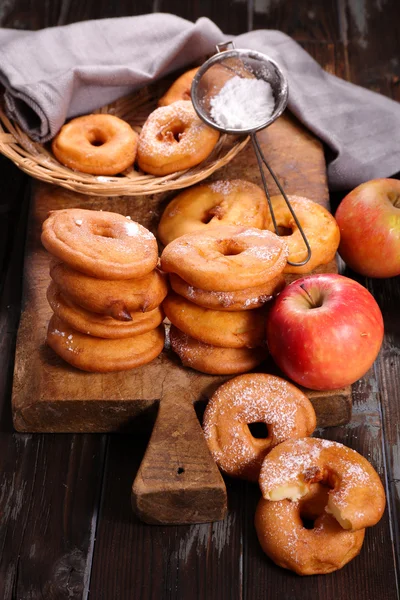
[[41, 208, 167, 372], [160, 223, 289, 375], [203, 374, 386, 575]]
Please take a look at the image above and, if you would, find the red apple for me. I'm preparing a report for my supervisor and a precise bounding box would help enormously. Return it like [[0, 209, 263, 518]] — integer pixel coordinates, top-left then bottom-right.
[[335, 178, 400, 278], [266, 274, 384, 390]]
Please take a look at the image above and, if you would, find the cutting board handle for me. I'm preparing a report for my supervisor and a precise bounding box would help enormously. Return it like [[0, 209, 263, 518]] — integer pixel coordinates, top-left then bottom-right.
[[131, 386, 227, 524]]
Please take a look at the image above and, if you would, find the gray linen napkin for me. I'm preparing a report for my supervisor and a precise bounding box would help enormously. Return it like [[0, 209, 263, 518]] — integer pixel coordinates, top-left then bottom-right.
[[0, 13, 399, 191]]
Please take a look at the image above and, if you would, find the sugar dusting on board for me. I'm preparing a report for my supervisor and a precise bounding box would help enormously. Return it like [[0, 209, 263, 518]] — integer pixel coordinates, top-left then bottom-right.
[[210, 75, 275, 130]]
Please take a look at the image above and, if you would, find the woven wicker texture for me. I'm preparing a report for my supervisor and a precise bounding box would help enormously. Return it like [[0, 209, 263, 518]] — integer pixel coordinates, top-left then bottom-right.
[[0, 83, 249, 197]]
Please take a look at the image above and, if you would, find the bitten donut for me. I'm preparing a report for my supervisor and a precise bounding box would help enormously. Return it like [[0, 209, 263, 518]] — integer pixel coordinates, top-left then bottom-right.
[[169, 273, 285, 311], [161, 226, 289, 292], [158, 180, 268, 245], [259, 438, 386, 531], [137, 101, 220, 176], [264, 195, 340, 274], [41, 209, 158, 280], [47, 282, 164, 339], [203, 374, 316, 481], [255, 484, 365, 575], [170, 325, 268, 375], [164, 293, 266, 348], [47, 315, 165, 372], [52, 114, 138, 175], [50, 261, 167, 320], [158, 67, 199, 106]]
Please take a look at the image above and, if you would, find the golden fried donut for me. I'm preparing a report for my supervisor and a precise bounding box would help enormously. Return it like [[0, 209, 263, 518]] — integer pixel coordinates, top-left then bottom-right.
[[50, 261, 167, 320], [164, 293, 266, 348], [47, 282, 164, 339], [264, 195, 340, 274], [255, 484, 365, 575], [169, 325, 267, 375], [169, 273, 285, 311], [52, 114, 138, 175], [161, 225, 289, 292], [137, 101, 220, 176], [158, 180, 268, 246], [47, 315, 165, 372], [259, 438, 386, 531], [158, 67, 199, 106], [41, 209, 158, 280], [203, 374, 316, 482]]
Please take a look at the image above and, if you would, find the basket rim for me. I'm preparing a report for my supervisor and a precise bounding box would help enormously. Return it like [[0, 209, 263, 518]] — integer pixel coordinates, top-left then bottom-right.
[[0, 86, 250, 197]]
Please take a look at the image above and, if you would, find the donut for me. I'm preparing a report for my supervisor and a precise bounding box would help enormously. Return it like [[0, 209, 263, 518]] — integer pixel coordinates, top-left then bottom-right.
[[169, 273, 285, 311], [169, 325, 268, 375], [258, 438, 386, 531], [158, 67, 199, 107], [50, 261, 168, 320], [160, 225, 289, 292], [158, 180, 268, 246], [47, 282, 164, 339], [137, 101, 220, 176], [264, 195, 340, 274], [52, 114, 138, 175], [255, 483, 365, 575], [47, 315, 165, 372], [203, 374, 316, 481], [41, 209, 158, 280], [163, 293, 266, 348]]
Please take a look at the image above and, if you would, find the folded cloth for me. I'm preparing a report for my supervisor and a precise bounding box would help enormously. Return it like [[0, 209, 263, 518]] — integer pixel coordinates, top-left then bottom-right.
[[0, 13, 399, 190]]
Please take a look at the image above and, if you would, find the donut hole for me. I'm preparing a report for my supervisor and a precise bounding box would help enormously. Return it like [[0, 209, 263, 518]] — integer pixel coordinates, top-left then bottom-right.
[[218, 239, 244, 257], [202, 205, 224, 224], [92, 224, 118, 239], [248, 421, 269, 439], [299, 483, 330, 529], [87, 128, 108, 147], [157, 121, 186, 144], [276, 225, 293, 236], [300, 515, 315, 529]]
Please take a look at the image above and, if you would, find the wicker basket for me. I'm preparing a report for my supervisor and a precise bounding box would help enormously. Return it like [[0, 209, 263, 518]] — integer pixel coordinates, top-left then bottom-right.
[[0, 84, 249, 197]]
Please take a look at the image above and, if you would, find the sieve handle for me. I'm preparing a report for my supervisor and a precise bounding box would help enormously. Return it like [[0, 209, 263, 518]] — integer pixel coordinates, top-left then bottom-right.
[[251, 133, 312, 267]]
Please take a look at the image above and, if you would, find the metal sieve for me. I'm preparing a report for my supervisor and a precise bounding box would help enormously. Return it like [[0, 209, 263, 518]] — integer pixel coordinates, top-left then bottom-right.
[[191, 42, 311, 267]]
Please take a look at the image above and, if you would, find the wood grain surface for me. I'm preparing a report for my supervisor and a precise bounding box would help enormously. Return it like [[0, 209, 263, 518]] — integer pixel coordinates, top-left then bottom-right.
[[0, 0, 399, 598]]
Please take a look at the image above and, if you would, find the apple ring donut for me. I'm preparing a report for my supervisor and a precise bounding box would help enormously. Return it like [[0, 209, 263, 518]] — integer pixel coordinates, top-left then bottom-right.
[[137, 101, 219, 176], [47, 282, 164, 339], [47, 315, 165, 372], [161, 225, 289, 292], [169, 326, 268, 375], [41, 209, 158, 280], [158, 67, 199, 106], [264, 195, 340, 274], [50, 261, 168, 320], [203, 374, 316, 482], [158, 180, 268, 246], [259, 437, 386, 531], [164, 293, 266, 348], [255, 484, 365, 575], [52, 114, 138, 175], [169, 273, 285, 311]]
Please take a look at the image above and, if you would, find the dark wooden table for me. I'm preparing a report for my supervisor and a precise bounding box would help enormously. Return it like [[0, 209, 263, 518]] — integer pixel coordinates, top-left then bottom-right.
[[0, 1, 399, 598]]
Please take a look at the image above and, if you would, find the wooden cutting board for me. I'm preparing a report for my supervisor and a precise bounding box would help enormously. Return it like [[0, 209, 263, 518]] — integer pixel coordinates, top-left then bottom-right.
[[11, 111, 352, 524]]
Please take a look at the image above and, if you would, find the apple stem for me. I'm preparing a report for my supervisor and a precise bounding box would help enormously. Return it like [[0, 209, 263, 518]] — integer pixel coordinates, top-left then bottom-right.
[[300, 283, 316, 308]]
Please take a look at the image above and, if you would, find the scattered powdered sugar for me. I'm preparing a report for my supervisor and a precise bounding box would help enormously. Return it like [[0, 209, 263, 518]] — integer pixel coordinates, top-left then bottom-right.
[[208, 180, 235, 195], [126, 215, 132, 220], [75, 219, 83, 226], [210, 76, 275, 130]]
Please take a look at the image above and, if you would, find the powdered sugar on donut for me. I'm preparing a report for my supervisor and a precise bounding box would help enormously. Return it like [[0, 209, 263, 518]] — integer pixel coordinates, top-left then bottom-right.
[[203, 374, 316, 481]]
